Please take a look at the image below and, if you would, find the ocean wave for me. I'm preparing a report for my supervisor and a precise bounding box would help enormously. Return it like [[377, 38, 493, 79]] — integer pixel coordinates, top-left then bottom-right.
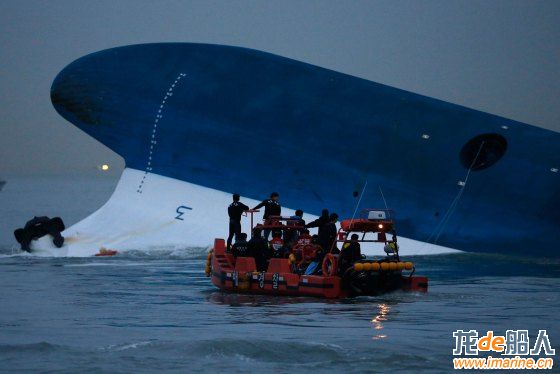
[[97, 338, 350, 365], [0, 341, 67, 353], [102, 340, 155, 352], [194, 338, 349, 364], [0, 245, 210, 260]]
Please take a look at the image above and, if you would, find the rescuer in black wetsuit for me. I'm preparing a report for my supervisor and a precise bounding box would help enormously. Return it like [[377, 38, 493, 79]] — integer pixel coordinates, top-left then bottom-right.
[[231, 233, 252, 258], [339, 234, 362, 274], [227, 193, 249, 250], [14, 216, 65, 252], [306, 209, 329, 237], [253, 192, 281, 240], [318, 213, 339, 253], [248, 228, 272, 271]]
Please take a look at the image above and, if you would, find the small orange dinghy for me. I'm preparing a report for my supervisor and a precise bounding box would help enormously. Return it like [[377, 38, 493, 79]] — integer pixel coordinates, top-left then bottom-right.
[[95, 248, 118, 257]]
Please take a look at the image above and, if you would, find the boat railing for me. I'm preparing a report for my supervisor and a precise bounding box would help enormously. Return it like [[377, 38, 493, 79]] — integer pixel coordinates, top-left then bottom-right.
[[243, 209, 260, 231], [259, 215, 306, 231]]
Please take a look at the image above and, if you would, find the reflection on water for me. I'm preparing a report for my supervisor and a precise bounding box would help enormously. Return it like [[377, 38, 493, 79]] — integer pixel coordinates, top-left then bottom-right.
[[207, 291, 337, 307], [371, 303, 391, 340]]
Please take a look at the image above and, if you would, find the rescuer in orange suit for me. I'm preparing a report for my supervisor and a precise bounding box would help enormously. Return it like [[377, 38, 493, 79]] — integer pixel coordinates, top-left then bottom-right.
[[304, 235, 325, 275], [269, 230, 286, 258]]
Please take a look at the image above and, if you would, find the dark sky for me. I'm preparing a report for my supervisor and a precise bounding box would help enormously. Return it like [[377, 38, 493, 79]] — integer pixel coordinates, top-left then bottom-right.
[[1, 0, 559, 175]]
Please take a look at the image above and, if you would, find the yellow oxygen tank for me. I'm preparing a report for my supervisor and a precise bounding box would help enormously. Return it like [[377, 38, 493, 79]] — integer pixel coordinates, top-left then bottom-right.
[[205, 250, 213, 277], [237, 272, 251, 290], [289, 253, 296, 264]]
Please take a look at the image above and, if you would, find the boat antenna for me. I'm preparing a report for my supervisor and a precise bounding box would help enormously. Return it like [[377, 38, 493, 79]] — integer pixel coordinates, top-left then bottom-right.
[[379, 185, 389, 211], [350, 180, 368, 224]]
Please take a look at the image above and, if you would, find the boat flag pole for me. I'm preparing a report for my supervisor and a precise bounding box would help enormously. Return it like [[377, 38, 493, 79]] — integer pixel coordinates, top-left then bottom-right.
[[245, 209, 260, 232]]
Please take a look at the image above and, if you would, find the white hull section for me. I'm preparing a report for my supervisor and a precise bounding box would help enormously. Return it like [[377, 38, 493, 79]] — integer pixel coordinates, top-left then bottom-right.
[[32, 168, 460, 257]]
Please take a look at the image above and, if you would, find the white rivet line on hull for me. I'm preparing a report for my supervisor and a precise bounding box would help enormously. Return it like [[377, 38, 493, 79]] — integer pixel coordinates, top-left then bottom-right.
[[137, 73, 187, 193]]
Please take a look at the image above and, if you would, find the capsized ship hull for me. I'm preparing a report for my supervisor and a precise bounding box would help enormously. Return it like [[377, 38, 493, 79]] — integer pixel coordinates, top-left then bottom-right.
[[31, 169, 457, 257], [49, 43, 560, 256]]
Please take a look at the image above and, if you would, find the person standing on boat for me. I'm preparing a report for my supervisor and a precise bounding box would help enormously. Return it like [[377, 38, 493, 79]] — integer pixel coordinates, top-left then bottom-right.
[[318, 213, 339, 253], [305, 208, 329, 236], [227, 193, 250, 250], [284, 209, 305, 246], [253, 192, 281, 239], [290, 209, 305, 224]]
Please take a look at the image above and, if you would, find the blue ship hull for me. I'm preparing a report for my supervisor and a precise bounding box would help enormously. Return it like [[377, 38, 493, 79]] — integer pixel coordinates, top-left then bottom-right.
[[50, 43, 560, 256]]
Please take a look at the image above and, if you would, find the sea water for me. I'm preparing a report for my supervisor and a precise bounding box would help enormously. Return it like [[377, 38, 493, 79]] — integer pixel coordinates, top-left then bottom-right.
[[0, 177, 559, 373]]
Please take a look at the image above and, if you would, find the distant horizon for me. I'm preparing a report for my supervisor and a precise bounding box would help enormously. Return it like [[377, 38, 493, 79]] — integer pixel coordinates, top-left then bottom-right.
[[0, 155, 125, 177]]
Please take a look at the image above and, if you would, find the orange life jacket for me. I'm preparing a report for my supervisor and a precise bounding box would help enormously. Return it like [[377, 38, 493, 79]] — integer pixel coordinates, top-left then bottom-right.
[[295, 234, 312, 246], [269, 237, 284, 251]]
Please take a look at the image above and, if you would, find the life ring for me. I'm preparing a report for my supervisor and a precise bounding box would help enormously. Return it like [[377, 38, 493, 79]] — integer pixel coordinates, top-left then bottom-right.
[[322, 253, 338, 276]]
